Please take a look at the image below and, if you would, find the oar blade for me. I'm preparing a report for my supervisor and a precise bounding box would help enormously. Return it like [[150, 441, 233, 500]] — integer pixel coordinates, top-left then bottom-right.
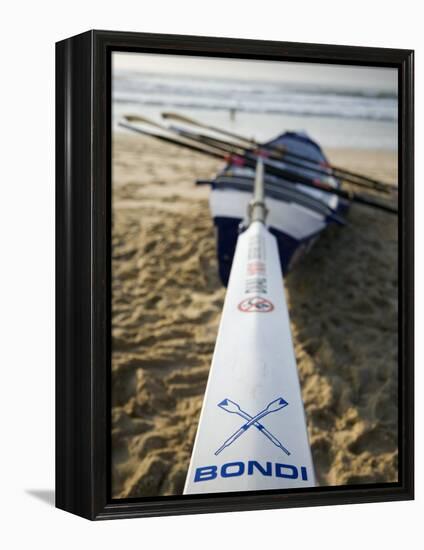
[[184, 221, 315, 494], [162, 111, 201, 126], [266, 397, 289, 412], [218, 398, 241, 414]]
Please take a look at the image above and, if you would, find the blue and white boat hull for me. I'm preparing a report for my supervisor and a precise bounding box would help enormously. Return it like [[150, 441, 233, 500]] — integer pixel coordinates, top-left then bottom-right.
[[209, 132, 348, 285]]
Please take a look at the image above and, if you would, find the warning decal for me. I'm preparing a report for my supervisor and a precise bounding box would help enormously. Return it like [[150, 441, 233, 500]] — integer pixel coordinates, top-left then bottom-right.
[[238, 296, 274, 313]]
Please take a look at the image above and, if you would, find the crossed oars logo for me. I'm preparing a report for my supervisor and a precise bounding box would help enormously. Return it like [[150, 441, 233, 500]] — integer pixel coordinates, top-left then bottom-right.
[[215, 397, 290, 456]]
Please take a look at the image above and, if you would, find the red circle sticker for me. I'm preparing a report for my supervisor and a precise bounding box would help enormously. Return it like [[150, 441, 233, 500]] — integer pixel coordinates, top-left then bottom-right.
[[238, 296, 274, 313]]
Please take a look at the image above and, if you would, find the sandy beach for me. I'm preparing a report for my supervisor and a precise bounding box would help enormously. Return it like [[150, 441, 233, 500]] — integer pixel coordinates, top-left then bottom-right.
[[111, 133, 398, 498]]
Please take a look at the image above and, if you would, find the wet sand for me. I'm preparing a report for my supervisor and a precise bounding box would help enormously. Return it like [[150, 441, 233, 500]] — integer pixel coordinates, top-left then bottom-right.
[[111, 133, 398, 498]]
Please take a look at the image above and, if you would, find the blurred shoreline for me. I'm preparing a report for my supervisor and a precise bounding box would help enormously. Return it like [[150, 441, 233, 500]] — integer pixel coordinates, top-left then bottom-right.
[[113, 107, 398, 150], [112, 63, 398, 149], [111, 133, 398, 498]]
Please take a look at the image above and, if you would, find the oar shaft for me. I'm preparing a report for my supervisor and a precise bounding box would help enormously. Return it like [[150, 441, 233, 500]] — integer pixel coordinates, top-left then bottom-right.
[[271, 144, 392, 192], [246, 158, 398, 214], [257, 426, 290, 455], [162, 111, 255, 146], [118, 121, 223, 160], [172, 126, 247, 156], [215, 426, 247, 456], [249, 158, 267, 224]]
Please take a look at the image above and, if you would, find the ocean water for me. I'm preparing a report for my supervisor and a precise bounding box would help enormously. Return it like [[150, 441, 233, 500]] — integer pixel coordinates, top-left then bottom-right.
[[112, 70, 398, 150]]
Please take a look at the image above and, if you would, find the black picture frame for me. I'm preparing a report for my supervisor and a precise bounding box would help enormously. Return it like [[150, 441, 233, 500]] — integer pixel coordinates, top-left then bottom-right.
[[56, 29, 414, 520]]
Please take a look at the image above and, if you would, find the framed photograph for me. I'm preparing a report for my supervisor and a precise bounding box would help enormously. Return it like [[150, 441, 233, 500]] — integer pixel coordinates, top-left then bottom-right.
[[56, 30, 414, 520]]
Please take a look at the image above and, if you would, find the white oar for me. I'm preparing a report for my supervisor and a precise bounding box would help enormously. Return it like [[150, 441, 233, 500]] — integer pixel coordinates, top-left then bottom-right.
[[184, 159, 316, 494]]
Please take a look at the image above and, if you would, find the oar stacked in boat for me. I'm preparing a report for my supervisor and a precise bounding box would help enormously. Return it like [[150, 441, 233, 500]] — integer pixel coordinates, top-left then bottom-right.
[[119, 115, 398, 214], [183, 159, 316, 493], [162, 112, 397, 195]]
